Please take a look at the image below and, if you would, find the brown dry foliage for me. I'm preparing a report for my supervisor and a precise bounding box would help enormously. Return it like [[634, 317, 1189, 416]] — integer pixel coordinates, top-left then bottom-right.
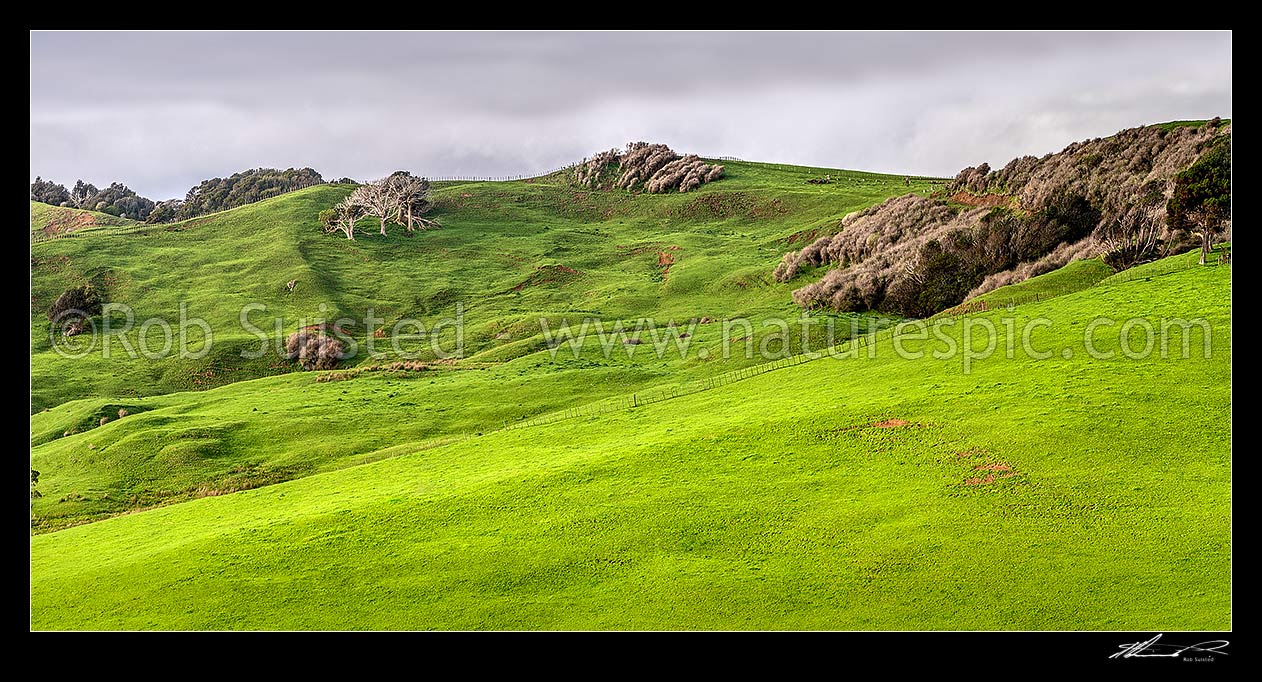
[[574, 148, 621, 189], [775, 121, 1231, 315], [284, 330, 347, 370], [948, 123, 1228, 218], [967, 237, 1102, 298], [574, 142, 724, 194]]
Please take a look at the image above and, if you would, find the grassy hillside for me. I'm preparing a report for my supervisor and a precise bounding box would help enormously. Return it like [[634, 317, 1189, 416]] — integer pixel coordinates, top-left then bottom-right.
[[1155, 118, 1231, 131], [31, 163, 936, 529], [969, 258, 1115, 306], [31, 165, 934, 413], [31, 255, 1230, 629], [31, 201, 137, 238]]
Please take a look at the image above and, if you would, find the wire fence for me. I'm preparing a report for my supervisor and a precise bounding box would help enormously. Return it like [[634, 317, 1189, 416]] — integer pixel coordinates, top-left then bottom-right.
[[31, 153, 940, 244], [31, 221, 168, 244], [427, 153, 935, 183], [502, 294, 1014, 432], [929, 291, 1057, 320], [429, 164, 578, 183], [1097, 249, 1228, 286], [427, 152, 744, 182]]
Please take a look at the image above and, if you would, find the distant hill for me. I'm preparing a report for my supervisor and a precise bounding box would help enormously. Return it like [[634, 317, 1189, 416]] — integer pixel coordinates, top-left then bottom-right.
[[31, 168, 328, 227]]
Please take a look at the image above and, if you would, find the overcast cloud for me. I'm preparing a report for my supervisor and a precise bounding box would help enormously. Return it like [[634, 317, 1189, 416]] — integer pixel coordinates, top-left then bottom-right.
[[30, 31, 1232, 200]]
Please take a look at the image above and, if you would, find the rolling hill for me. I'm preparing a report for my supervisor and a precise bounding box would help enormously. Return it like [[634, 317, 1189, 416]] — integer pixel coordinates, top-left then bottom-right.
[[30, 201, 137, 239], [30, 132, 1231, 630], [31, 165, 932, 413], [31, 162, 931, 529], [30, 251, 1231, 629]]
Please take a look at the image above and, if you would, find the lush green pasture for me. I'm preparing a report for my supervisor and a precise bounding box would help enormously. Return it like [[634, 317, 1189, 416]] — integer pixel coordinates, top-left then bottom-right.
[[970, 258, 1115, 307], [31, 164, 922, 527], [31, 261, 1231, 630], [31, 166, 932, 412]]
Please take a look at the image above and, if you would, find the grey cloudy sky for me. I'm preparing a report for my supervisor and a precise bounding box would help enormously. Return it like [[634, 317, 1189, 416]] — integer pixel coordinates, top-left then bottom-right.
[[30, 30, 1231, 200]]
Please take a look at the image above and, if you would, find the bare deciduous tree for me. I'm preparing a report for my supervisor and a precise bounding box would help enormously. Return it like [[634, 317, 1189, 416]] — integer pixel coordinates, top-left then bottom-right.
[[1100, 203, 1166, 272], [385, 172, 440, 232], [351, 182, 399, 236], [320, 173, 439, 239], [321, 198, 366, 240]]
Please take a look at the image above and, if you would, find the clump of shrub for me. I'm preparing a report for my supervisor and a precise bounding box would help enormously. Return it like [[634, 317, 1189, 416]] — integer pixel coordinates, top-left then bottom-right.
[[778, 190, 1110, 317], [967, 237, 1100, 298], [573, 142, 724, 194], [774, 120, 1230, 317], [773, 194, 958, 283], [47, 284, 103, 335], [1097, 201, 1170, 273], [284, 330, 347, 370], [616, 143, 679, 190], [574, 148, 622, 189], [646, 155, 725, 193]]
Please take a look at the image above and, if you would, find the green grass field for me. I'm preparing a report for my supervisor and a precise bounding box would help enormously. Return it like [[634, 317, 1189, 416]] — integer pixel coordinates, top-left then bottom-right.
[[31, 163, 923, 529], [970, 259, 1115, 307], [30, 258, 1231, 629], [31, 165, 931, 412], [29, 157, 1230, 630]]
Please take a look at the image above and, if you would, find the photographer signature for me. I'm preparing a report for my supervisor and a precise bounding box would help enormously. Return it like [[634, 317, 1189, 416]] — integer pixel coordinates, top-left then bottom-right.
[[1110, 634, 1230, 659]]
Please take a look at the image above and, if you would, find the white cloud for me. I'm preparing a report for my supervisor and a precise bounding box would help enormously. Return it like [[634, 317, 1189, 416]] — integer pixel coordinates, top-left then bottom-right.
[[30, 30, 1231, 199]]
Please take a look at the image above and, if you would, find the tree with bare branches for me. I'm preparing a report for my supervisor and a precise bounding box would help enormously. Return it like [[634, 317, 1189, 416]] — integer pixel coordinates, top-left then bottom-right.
[[351, 182, 399, 237], [321, 197, 366, 240], [385, 172, 440, 232], [1101, 202, 1166, 271]]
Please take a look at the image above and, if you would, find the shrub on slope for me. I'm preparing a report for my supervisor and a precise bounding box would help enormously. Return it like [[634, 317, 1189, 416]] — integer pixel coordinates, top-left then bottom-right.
[[284, 329, 346, 371], [47, 284, 103, 331], [574, 142, 724, 194]]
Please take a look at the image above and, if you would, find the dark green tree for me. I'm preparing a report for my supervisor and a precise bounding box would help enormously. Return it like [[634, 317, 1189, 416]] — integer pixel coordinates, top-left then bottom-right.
[[1168, 140, 1231, 264], [146, 199, 183, 224], [30, 177, 70, 205], [178, 168, 324, 220]]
